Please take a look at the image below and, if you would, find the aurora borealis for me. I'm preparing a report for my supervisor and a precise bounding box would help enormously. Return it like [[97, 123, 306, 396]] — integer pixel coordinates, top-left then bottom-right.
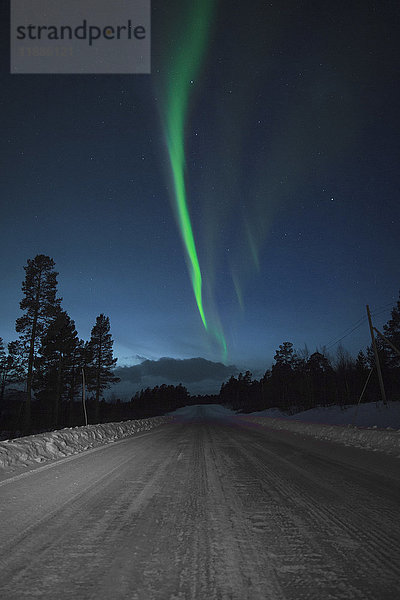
[[161, 0, 228, 358], [1, 0, 399, 388], [162, 1, 214, 334]]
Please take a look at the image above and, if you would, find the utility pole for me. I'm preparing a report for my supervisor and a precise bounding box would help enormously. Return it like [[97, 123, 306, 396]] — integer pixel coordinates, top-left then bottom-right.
[[366, 305, 387, 405], [373, 327, 400, 358], [82, 368, 88, 426]]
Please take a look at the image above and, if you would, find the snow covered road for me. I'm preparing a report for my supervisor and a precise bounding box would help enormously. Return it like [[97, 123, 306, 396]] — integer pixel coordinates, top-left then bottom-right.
[[1, 406, 399, 599]]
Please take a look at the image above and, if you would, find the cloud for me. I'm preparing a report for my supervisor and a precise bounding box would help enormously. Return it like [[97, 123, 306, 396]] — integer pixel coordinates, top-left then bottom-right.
[[116, 354, 150, 367], [112, 357, 239, 397]]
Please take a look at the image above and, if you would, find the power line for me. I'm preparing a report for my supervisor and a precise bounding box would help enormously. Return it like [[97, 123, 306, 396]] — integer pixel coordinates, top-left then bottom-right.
[[325, 315, 366, 344], [370, 306, 393, 320], [324, 315, 367, 348], [325, 318, 367, 351], [294, 299, 396, 358], [370, 301, 395, 313], [323, 299, 396, 352]]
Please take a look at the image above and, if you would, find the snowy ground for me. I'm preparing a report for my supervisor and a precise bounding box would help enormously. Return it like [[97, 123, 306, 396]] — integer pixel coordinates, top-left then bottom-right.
[[1, 401, 399, 474], [1, 407, 399, 599], [239, 401, 400, 457], [0, 416, 172, 471], [248, 400, 400, 428], [170, 402, 400, 457]]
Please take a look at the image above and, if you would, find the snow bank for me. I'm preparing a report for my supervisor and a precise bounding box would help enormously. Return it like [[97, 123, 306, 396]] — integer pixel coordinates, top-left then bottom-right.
[[249, 401, 400, 429], [240, 409, 400, 457], [0, 416, 172, 471], [168, 403, 400, 456], [2, 402, 399, 472]]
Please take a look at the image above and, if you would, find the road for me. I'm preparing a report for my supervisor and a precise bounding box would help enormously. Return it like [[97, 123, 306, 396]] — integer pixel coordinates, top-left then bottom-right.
[[1, 406, 399, 599]]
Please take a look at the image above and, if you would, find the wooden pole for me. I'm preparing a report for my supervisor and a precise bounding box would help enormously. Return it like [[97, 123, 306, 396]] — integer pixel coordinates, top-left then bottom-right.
[[373, 327, 400, 358], [366, 305, 387, 405], [82, 368, 88, 426]]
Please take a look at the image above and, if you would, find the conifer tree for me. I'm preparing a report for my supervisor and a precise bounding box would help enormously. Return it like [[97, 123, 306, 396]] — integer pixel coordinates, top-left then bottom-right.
[[306, 352, 334, 407], [383, 292, 400, 369], [0, 338, 6, 410], [355, 350, 368, 373], [35, 309, 79, 428], [86, 314, 119, 422], [273, 342, 296, 370], [66, 338, 85, 403], [271, 342, 297, 409], [0, 338, 5, 376], [0, 339, 26, 408], [15, 255, 61, 431]]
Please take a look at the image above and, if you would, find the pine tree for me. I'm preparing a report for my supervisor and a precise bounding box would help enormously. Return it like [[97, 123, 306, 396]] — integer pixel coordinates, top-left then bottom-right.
[[383, 293, 400, 369], [0, 339, 27, 408], [66, 338, 85, 402], [86, 314, 119, 422], [0, 338, 5, 376], [355, 350, 368, 373], [272, 342, 297, 409], [15, 255, 61, 432], [0, 338, 6, 411], [35, 309, 79, 428], [273, 342, 296, 368], [335, 344, 356, 406], [306, 351, 334, 407]]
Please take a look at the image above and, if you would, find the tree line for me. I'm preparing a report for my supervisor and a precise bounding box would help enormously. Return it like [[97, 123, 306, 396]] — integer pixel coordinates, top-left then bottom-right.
[[0, 255, 120, 434], [2, 255, 399, 433], [219, 296, 400, 413]]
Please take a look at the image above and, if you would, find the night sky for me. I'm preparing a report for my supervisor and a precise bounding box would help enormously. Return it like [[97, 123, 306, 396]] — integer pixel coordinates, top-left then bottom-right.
[[1, 1, 399, 393]]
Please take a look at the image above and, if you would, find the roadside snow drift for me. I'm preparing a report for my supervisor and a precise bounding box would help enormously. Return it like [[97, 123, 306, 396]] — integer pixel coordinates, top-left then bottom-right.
[[0, 416, 172, 471], [240, 414, 400, 457], [1, 403, 399, 472], [171, 404, 400, 457], [248, 401, 400, 429]]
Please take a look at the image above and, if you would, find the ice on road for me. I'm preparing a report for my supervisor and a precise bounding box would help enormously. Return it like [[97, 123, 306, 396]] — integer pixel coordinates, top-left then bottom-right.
[[1, 405, 399, 599]]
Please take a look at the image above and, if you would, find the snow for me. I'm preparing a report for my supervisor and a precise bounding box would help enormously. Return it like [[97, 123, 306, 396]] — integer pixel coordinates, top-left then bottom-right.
[[3, 412, 399, 600], [1, 401, 399, 473], [240, 401, 400, 457], [248, 400, 400, 429], [171, 402, 400, 457], [0, 416, 172, 471], [169, 403, 236, 420]]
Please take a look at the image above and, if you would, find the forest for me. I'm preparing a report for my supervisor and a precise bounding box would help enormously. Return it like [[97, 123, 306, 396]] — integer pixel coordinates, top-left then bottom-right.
[[1, 254, 400, 436]]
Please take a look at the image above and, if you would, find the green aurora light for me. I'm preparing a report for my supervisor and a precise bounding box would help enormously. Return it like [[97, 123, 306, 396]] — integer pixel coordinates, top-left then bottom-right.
[[163, 0, 227, 357]]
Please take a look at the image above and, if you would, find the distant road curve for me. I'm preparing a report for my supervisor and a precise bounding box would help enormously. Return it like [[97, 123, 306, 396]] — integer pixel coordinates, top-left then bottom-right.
[[1, 405, 399, 599]]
